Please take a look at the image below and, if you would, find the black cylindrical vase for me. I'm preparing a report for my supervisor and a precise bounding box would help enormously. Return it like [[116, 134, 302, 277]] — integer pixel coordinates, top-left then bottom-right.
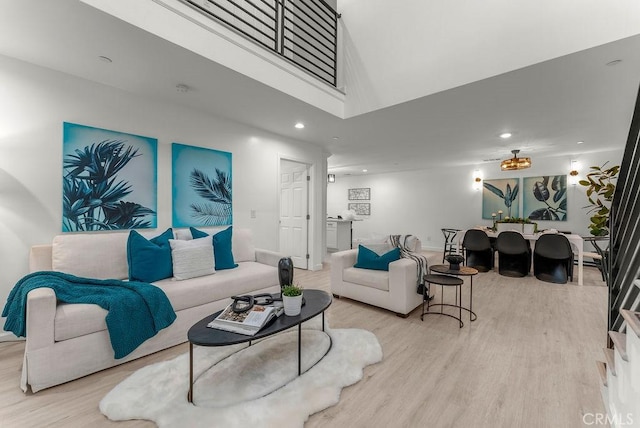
[[278, 257, 294, 290]]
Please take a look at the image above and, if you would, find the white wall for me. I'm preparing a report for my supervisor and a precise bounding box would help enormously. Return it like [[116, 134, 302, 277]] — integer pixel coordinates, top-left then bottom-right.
[[0, 55, 328, 332], [327, 148, 624, 251]]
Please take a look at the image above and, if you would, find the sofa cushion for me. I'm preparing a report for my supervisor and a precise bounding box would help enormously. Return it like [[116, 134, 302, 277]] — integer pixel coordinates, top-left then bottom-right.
[[127, 229, 174, 282], [354, 245, 400, 271], [169, 236, 215, 280], [152, 261, 278, 312], [191, 226, 238, 270], [52, 233, 130, 280], [343, 267, 389, 291]]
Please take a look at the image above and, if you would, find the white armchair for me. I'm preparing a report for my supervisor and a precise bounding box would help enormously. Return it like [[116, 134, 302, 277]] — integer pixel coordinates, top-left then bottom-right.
[[330, 239, 441, 317]]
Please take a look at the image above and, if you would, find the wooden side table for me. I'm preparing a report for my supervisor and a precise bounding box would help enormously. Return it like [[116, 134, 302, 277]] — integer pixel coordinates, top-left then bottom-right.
[[429, 264, 478, 322], [422, 274, 465, 328]]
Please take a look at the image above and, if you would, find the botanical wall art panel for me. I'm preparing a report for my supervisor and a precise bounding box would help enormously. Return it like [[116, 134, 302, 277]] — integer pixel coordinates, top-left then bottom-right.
[[172, 143, 233, 227], [348, 203, 370, 216], [482, 178, 520, 219], [523, 175, 567, 221], [62, 122, 157, 232], [348, 188, 370, 200]]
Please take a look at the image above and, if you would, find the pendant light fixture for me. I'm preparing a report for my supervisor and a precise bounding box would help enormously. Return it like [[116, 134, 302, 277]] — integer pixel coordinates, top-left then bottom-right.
[[501, 149, 531, 171]]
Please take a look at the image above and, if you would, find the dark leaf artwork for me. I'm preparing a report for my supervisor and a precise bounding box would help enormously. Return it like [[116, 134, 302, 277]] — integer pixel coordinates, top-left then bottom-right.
[[188, 168, 232, 226], [62, 139, 155, 232], [524, 175, 567, 222]]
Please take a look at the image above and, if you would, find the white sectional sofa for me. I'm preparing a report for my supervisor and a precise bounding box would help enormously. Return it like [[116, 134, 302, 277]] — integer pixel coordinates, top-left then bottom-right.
[[330, 238, 441, 317], [21, 227, 282, 393]]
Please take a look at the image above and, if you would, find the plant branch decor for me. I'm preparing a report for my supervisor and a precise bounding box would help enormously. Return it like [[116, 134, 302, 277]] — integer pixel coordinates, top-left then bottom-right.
[[579, 163, 619, 236], [172, 143, 233, 227], [482, 178, 519, 219], [62, 123, 157, 232], [523, 175, 567, 221]]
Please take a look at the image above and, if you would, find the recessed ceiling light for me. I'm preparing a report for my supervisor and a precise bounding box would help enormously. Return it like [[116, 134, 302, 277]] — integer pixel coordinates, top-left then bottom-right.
[[577, 141, 584, 144], [332, 136, 339, 140], [500, 132, 512, 139], [98, 56, 112, 63], [606, 59, 622, 66], [295, 122, 305, 129], [362, 169, 368, 173]]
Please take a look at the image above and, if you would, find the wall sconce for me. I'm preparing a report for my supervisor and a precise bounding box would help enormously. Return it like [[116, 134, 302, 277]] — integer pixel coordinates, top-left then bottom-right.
[[569, 160, 579, 185], [473, 170, 482, 191], [327, 174, 336, 183]]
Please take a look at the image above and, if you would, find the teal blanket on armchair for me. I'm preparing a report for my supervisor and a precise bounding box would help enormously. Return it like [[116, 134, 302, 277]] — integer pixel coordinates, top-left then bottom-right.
[[2, 271, 176, 359]]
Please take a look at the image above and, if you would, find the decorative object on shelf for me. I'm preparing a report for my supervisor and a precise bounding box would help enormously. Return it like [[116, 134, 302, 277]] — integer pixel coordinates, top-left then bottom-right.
[[500, 149, 531, 171], [172, 143, 233, 227], [327, 174, 336, 183], [348, 188, 370, 200], [523, 175, 567, 221], [482, 179, 519, 219], [579, 162, 620, 236], [281, 284, 303, 316], [278, 257, 294, 290], [348, 202, 370, 216], [445, 254, 464, 270], [62, 122, 158, 232]]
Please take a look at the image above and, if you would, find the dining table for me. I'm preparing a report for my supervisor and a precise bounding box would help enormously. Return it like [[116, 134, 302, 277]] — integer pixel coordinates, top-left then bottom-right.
[[454, 228, 585, 285]]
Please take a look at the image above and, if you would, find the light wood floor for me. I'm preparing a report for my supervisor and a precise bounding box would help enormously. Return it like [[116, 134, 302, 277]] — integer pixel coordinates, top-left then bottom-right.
[[0, 263, 608, 428]]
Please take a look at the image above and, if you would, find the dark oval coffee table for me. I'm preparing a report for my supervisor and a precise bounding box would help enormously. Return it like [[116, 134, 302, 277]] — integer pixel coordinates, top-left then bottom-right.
[[187, 289, 332, 403]]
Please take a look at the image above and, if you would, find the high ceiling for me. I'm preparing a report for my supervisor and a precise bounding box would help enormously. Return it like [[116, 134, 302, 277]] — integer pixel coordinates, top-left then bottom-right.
[[1, 0, 639, 176]]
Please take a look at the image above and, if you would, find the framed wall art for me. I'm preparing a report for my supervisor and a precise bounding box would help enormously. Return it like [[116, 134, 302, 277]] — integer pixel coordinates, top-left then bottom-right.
[[523, 175, 567, 221], [172, 143, 233, 227], [482, 178, 520, 219], [62, 122, 157, 232], [348, 202, 370, 216], [348, 188, 370, 200]]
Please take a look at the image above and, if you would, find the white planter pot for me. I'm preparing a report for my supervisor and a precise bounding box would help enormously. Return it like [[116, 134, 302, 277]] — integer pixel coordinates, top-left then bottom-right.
[[522, 224, 536, 234], [496, 222, 522, 233], [283, 294, 303, 316]]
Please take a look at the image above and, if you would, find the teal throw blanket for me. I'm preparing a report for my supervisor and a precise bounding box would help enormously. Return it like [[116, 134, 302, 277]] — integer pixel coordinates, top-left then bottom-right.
[[2, 271, 176, 359]]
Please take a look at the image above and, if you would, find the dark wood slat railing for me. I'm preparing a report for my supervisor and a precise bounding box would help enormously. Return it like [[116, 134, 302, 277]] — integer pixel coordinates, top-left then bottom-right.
[[182, 0, 338, 86]]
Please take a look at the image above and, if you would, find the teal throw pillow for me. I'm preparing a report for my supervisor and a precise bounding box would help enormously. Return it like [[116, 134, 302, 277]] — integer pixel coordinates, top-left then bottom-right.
[[127, 228, 174, 282], [190, 226, 238, 270], [354, 245, 401, 271]]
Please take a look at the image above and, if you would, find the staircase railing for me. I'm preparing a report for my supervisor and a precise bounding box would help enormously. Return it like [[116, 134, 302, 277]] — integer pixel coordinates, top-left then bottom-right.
[[608, 83, 640, 336], [182, 0, 339, 86]]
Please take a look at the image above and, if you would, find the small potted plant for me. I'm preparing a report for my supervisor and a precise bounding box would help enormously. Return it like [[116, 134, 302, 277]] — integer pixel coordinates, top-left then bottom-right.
[[281, 284, 303, 316]]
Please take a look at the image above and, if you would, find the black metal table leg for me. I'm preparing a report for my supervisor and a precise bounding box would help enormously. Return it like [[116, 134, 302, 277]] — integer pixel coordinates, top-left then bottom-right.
[[188, 342, 193, 403]]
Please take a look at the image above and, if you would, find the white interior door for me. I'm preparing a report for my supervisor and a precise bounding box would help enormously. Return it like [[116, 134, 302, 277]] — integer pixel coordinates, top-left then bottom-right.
[[279, 161, 309, 269]]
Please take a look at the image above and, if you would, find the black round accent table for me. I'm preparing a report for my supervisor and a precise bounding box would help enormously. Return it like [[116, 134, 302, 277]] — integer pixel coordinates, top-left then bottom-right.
[[422, 274, 465, 327], [429, 264, 479, 322]]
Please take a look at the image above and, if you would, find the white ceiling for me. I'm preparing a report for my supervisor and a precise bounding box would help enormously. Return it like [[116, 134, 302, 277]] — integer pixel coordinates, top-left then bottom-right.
[[1, 0, 639, 177]]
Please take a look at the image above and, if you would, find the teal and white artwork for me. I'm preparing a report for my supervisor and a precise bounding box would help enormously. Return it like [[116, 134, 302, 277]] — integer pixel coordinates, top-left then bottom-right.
[[62, 122, 157, 232], [172, 143, 233, 227], [482, 178, 520, 219], [523, 175, 567, 221]]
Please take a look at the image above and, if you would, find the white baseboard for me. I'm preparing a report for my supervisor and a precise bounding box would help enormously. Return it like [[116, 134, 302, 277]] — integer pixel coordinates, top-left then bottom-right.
[[0, 331, 23, 342]]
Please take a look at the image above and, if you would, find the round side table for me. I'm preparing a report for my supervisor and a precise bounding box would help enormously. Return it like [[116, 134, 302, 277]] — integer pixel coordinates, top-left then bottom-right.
[[422, 274, 465, 328], [429, 264, 478, 322]]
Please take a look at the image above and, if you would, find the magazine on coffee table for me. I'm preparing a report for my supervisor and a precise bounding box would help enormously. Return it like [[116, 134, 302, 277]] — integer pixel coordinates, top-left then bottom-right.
[[207, 302, 284, 336]]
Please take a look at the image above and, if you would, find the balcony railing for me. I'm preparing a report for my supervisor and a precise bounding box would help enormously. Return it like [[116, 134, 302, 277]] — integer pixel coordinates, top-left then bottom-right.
[[182, 0, 339, 86]]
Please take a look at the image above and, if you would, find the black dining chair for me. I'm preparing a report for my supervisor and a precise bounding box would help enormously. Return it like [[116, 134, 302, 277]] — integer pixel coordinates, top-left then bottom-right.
[[533, 234, 574, 284], [583, 236, 609, 283], [462, 229, 494, 272], [441, 228, 461, 263], [495, 231, 531, 277]]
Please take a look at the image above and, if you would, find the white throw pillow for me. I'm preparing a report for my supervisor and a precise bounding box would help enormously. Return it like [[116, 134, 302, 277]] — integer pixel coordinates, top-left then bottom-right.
[[168, 236, 215, 280]]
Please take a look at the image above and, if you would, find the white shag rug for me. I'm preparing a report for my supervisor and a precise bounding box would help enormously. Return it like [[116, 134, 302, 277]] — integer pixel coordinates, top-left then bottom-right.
[[100, 322, 382, 427]]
